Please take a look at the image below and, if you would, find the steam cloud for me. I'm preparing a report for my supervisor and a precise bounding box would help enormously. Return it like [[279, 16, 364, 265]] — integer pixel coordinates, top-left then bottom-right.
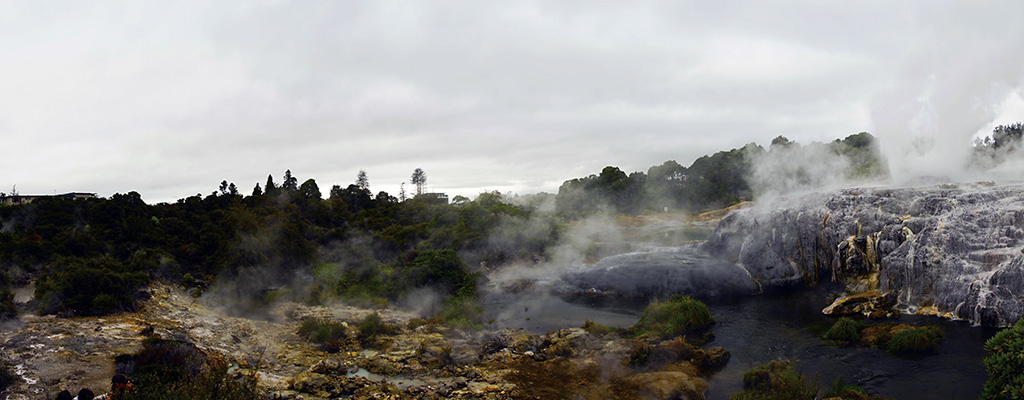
[[870, 2, 1024, 184]]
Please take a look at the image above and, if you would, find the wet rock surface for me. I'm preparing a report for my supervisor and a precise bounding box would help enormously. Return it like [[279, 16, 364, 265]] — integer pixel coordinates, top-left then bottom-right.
[[704, 182, 1024, 326], [823, 290, 900, 319], [558, 245, 758, 298]]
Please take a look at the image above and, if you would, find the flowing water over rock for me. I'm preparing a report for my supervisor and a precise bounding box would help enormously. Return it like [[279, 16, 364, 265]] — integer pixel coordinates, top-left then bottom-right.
[[706, 182, 1024, 327]]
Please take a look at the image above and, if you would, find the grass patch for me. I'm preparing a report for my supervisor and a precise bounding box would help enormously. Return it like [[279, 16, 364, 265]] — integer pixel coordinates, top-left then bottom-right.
[[822, 377, 867, 398], [632, 294, 714, 337], [581, 319, 619, 336], [886, 326, 943, 353], [730, 360, 818, 400], [824, 317, 865, 342]]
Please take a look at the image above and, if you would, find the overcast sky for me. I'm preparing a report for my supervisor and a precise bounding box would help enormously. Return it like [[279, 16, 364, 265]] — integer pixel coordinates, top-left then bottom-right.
[[2, 1, 1022, 203]]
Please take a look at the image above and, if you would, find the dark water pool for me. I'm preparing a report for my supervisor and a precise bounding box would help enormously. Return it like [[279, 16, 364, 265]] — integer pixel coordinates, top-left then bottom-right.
[[481, 287, 996, 400]]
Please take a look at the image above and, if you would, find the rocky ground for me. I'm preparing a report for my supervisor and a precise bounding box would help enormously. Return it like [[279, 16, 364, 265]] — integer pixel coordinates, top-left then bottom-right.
[[1, 283, 728, 400]]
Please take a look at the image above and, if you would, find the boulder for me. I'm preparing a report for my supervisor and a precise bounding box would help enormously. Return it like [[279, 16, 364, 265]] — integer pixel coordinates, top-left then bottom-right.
[[482, 329, 541, 355]]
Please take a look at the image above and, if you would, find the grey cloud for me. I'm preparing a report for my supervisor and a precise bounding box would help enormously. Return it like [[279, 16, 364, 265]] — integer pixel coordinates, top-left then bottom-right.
[[1, 1, 1022, 202]]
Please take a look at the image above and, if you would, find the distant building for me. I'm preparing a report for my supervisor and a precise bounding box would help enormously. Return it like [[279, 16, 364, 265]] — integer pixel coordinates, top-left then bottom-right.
[[0, 192, 97, 206], [417, 192, 449, 204]]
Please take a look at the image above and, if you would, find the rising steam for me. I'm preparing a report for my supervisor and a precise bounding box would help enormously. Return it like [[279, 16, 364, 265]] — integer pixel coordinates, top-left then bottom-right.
[[870, 3, 1024, 184]]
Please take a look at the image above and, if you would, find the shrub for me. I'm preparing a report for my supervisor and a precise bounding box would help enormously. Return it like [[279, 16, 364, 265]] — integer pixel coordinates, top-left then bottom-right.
[[633, 294, 714, 337], [298, 317, 348, 352], [581, 320, 618, 336], [34, 256, 150, 316], [730, 360, 818, 400], [982, 319, 1024, 399], [404, 249, 477, 299], [407, 318, 429, 330], [130, 337, 208, 383], [356, 312, 386, 345], [824, 317, 865, 342], [111, 347, 257, 400], [886, 326, 942, 353], [440, 296, 483, 329]]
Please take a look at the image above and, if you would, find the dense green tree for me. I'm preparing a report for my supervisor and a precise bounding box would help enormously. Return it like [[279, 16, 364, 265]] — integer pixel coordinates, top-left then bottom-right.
[[264, 175, 277, 194], [404, 249, 475, 298], [299, 179, 321, 199], [282, 170, 298, 191]]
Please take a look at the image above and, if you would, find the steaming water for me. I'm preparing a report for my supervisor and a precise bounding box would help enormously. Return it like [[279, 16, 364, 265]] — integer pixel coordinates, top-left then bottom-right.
[[482, 283, 994, 400]]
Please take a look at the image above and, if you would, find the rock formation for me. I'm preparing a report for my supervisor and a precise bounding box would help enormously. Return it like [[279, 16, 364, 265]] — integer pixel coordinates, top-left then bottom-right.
[[705, 182, 1024, 327]]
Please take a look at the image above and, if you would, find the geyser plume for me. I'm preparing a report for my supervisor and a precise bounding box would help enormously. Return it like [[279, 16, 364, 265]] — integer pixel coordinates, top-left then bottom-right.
[[871, 2, 1024, 184]]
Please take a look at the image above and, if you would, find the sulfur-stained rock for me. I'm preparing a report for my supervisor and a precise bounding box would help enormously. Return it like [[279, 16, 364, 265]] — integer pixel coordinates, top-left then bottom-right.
[[690, 346, 730, 370], [309, 357, 343, 374], [823, 290, 899, 319], [482, 329, 541, 355], [292, 371, 377, 398], [540, 328, 596, 357], [357, 355, 405, 376]]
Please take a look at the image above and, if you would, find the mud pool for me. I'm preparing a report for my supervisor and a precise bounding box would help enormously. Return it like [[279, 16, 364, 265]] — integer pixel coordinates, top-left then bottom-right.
[[482, 286, 995, 400]]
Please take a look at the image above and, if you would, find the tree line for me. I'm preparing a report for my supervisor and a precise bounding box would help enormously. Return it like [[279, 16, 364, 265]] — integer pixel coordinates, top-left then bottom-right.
[[555, 131, 888, 216], [0, 169, 553, 321]]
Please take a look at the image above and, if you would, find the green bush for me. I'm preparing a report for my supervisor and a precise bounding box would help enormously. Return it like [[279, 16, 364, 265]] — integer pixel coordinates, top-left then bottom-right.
[[356, 312, 386, 345], [440, 296, 483, 329], [982, 319, 1024, 399], [112, 338, 256, 400], [298, 317, 348, 351], [730, 360, 818, 400], [633, 294, 714, 337], [824, 317, 865, 342], [34, 256, 150, 316], [404, 249, 477, 298], [886, 326, 942, 353]]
